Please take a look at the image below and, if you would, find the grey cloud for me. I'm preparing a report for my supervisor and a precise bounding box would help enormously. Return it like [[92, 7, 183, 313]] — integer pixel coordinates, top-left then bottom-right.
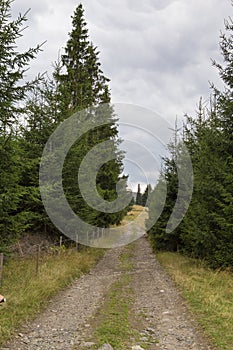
[[12, 0, 49, 21], [12, 0, 232, 188], [126, 0, 180, 12]]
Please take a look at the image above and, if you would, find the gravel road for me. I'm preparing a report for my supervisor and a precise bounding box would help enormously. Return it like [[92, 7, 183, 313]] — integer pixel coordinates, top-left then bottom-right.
[[2, 237, 215, 350], [130, 237, 215, 350]]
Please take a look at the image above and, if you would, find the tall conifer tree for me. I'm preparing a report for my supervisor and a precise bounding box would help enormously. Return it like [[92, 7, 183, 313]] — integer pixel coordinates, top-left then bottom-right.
[[54, 4, 128, 228], [0, 0, 41, 246]]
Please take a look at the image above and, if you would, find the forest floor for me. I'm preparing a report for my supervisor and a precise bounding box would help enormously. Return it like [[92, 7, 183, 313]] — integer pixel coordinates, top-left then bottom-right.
[[1, 234, 215, 350]]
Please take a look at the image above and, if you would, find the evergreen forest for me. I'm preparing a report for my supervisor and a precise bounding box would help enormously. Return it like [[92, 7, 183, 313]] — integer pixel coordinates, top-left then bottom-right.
[[0, 0, 232, 269]]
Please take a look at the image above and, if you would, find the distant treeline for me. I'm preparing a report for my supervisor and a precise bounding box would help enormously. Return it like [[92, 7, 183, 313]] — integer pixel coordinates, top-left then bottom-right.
[[133, 184, 152, 207]]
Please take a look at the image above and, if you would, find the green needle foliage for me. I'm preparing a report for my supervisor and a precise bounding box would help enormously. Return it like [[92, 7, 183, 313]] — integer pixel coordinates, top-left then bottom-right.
[[0, 0, 42, 248], [147, 8, 233, 269], [0, 1, 129, 249], [54, 4, 129, 230]]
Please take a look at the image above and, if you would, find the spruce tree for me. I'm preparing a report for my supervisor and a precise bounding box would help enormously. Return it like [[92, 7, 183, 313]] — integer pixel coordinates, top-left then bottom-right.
[[0, 0, 41, 247], [147, 8, 233, 268], [136, 184, 142, 205], [21, 77, 60, 235], [54, 4, 128, 228], [181, 13, 233, 267], [180, 104, 222, 259], [141, 184, 152, 207], [147, 142, 181, 251]]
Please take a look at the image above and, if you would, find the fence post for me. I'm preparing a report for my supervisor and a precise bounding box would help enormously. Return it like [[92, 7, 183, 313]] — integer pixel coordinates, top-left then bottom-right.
[[76, 232, 79, 251], [17, 241, 24, 257], [59, 236, 63, 248], [0, 253, 3, 287], [36, 245, 40, 276]]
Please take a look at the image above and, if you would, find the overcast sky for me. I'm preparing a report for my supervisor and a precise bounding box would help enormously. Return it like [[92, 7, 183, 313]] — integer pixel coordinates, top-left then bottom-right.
[[12, 0, 232, 192]]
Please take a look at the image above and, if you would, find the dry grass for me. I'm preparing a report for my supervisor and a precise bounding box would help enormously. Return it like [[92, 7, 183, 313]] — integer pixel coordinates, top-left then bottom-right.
[[121, 205, 146, 224], [120, 205, 148, 239], [0, 247, 104, 345], [157, 252, 233, 350]]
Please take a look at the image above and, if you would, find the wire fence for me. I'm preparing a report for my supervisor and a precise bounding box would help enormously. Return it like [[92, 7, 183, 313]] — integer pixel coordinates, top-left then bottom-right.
[[0, 227, 110, 288], [0, 235, 73, 287]]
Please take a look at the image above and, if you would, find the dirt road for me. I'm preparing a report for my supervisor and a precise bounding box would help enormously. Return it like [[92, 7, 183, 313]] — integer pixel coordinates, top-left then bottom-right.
[[2, 237, 214, 350]]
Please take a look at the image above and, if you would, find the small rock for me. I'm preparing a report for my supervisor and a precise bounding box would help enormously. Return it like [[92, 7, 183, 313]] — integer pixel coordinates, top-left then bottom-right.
[[132, 346, 145, 350], [176, 336, 183, 341], [162, 310, 171, 315], [146, 327, 156, 334], [98, 344, 114, 350], [160, 290, 165, 293], [140, 336, 148, 341], [83, 341, 95, 348]]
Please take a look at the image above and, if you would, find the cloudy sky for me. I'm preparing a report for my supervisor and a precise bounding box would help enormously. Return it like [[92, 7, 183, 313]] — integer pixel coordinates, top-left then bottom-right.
[[12, 0, 232, 191]]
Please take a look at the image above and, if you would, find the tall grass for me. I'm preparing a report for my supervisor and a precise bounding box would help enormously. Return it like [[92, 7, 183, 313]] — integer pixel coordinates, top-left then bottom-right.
[[0, 247, 104, 345], [157, 252, 233, 350]]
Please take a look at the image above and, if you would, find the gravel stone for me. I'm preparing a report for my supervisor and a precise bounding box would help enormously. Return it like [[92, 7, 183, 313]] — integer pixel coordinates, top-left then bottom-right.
[[130, 238, 215, 350], [98, 344, 114, 350]]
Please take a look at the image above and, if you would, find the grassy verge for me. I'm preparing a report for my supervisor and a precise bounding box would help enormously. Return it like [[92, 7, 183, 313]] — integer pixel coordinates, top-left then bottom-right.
[[0, 246, 104, 346], [156, 252, 233, 350]]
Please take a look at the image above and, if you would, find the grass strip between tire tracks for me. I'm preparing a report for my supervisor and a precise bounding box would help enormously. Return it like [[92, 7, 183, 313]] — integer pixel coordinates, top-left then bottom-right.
[[85, 244, 136, 350]]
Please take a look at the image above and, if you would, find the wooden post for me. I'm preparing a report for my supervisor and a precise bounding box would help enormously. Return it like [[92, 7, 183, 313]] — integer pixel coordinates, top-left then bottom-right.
[[0, 253, 4, 287], [17, 241, 24, 257], [36, 245, 40, 276], [59, 236, 63, 248], [96, 228, 99, 245]]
